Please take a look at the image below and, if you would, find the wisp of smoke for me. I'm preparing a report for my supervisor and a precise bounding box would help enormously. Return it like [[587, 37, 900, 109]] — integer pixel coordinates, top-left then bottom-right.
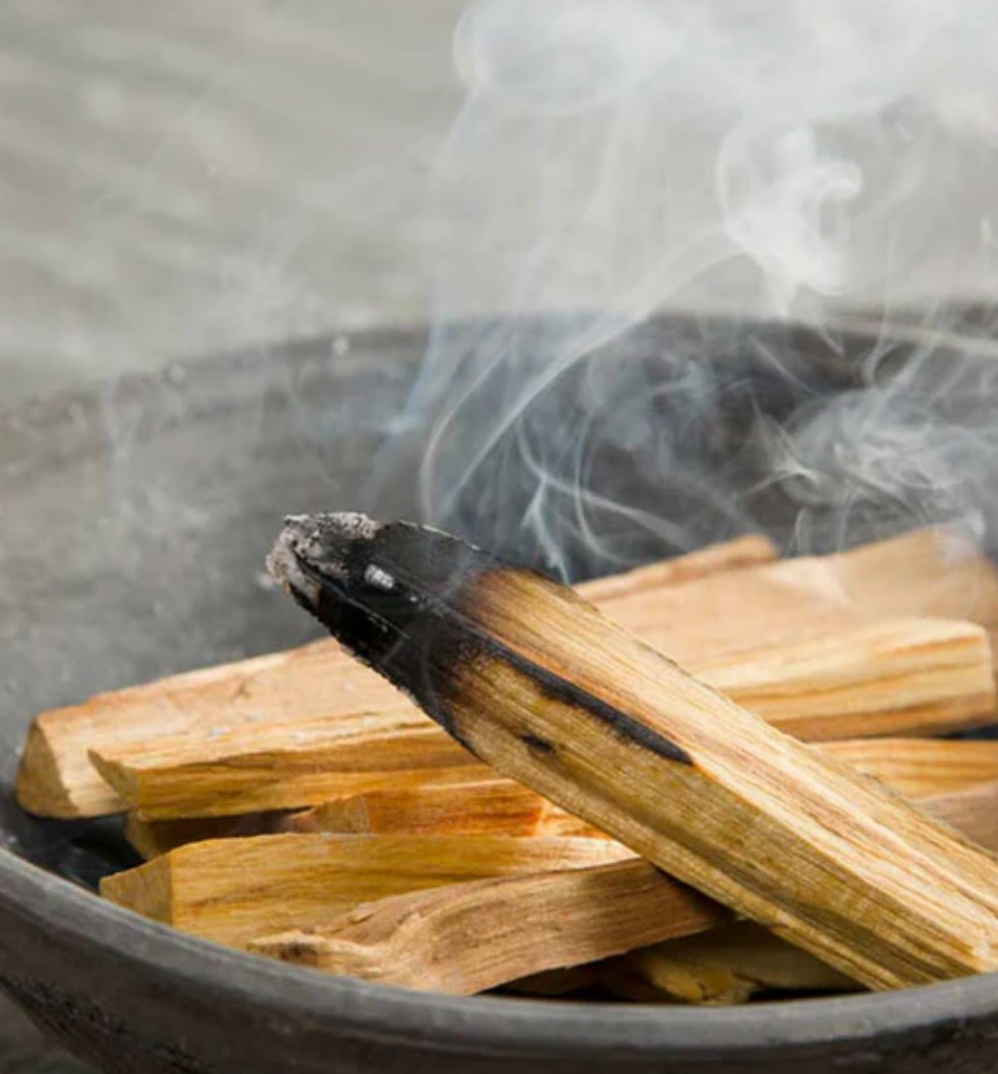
[[370, 0, 998, 579], [17, 0, 998, 888]]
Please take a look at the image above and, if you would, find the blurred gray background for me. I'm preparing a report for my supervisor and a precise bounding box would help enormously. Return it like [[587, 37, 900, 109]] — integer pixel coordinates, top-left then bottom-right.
[[5, 0, 998, 414], [0, 0, 466, 409]]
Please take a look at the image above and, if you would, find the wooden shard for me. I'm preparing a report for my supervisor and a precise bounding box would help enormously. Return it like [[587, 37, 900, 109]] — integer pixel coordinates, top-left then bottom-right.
[[249, 859, 729, 993], [624, 922, 858, 1005], [100, 833, 629, 948], [90, 714, 483, 820]]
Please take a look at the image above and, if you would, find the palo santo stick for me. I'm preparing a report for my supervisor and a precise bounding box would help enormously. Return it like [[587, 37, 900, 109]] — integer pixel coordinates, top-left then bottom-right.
[[268, 514, 998, 990], [626, 793, 998, 1006], [285, 779, 603, 839], [249, 859, 729, 993], [259, 780, 998, 997], [625, 922, 857, 1005], [16, 535, 776, 820], [926, 780, 998, 851], [124, 812, 284, 859], [692, 619, 996, 741], [90, 714, 485, 820], [16, 639, 399, 820], [122, 738, 995, 854], [88, 624, 996, 821], [19, 529, 995, 820], [284, 738, 998, 840], [821, 738, 998, 797], [780, 527, 998, 627], [101, 834, 628, 948], [127, 774, 998, 866], [635, 836, 998, 1002], [606, 526, 998, 658]]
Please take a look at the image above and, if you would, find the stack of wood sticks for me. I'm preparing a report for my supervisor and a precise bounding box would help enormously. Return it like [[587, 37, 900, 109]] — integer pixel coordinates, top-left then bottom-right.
[[17, 524, 998, 1003]]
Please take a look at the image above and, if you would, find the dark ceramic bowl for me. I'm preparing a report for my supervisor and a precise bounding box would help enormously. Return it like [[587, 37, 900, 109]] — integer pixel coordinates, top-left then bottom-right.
[[4, 314, 998, 1074]]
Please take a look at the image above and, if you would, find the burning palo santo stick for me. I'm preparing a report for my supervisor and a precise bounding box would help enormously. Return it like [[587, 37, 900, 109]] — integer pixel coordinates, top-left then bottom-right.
[[100, 833, 628, 948], [21, 527, 998, 821], [267, 513, 998, 990], [249, 859, 729, 993], [16, 535, 776, 820], [628, 805, 998, 1004], [546, 778, 998, 1007]]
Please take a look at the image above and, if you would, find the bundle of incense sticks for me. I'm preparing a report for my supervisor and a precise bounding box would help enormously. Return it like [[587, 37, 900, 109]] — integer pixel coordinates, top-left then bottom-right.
[[17, 521, 998, 1003]]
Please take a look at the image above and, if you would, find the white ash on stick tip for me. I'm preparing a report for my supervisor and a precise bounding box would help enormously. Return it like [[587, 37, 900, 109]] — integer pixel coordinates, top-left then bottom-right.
[[266, 512, 381, 604]]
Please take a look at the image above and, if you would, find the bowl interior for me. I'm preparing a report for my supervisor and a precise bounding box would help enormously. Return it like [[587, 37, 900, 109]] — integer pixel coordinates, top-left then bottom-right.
[[2, 311, 998, 999]]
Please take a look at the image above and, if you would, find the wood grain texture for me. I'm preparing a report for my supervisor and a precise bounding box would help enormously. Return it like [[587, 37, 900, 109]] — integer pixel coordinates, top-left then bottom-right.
[[605, 527, 998, 656], [15, 536, 776, 819], [249, 859, 728, 993], [244, 756, 996, 996], [685, 618, 995, 741], [283, 779, 603, 839], [271, 515, 998, 993], [282, 740, 998, 840], [85, 623, 995, 821], [821, 739, 998, 797], [253, 776, 998, 996], [577, 535, 776, 603], [925, 781, 998, 851], [18, 528, 998, 821], [100, 833, 629, 947], [89, 712, 483, 819], [117, 743, 998, 858], [439, 565, 998, 989]]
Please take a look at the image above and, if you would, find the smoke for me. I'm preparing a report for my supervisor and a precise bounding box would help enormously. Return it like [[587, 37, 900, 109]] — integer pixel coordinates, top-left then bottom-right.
[[370, 0, 998, 578], [12, 0, 998, 885]]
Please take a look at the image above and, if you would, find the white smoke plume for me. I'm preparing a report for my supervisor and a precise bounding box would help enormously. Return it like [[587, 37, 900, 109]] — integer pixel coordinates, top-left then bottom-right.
[[372, 0, 998, 578]]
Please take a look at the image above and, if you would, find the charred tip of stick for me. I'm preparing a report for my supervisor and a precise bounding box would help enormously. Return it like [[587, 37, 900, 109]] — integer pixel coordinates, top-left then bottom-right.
[[270, 514, 493, 618], [266, 528, 316, 605], [267, 513, 383, 608], [270, 516, 697, 771]]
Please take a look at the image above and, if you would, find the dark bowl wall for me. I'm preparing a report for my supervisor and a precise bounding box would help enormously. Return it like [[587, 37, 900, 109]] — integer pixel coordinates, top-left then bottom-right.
[[2, 315, 998, 1074]]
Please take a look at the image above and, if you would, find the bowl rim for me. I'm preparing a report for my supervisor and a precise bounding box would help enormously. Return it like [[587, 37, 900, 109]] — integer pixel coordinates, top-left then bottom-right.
[[2, 845, 996, 1057], [5, 314, 998, 1058]]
